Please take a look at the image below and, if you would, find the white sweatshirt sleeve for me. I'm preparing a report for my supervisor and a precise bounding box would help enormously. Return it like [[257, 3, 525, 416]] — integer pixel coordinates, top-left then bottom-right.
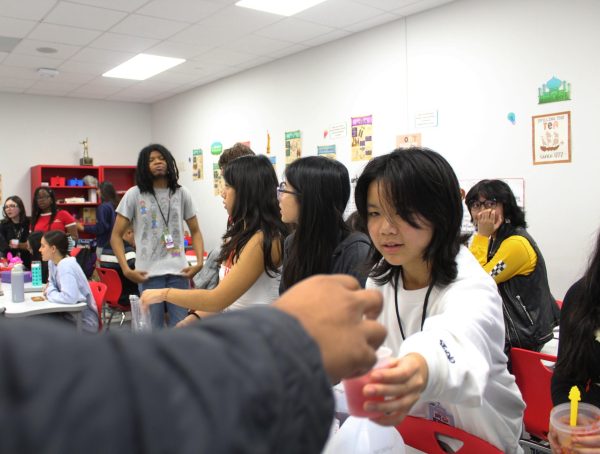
[[46, 260, 84, 306]]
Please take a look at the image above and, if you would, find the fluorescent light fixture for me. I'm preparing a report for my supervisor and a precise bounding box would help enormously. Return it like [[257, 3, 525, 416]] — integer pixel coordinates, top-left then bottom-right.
[[235, 0, 327, 16], [103, 54, 185, 80]]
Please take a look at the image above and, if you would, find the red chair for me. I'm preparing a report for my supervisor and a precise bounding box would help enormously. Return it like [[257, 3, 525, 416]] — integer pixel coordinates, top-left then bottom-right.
[[511, 347, 557, 452], [96, 267, 131, 330], [88, 281, 107, 332], [396, 416, 503, 453]]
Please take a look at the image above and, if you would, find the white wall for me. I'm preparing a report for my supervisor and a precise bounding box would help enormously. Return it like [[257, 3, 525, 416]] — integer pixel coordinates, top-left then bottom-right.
[[0, 93, 151, 203], [153, 0, 599, 300]]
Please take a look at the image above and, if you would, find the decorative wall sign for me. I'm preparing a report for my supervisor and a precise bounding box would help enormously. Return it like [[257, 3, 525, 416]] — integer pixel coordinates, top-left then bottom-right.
[[538, 76, 571, 104], [285, 130, 302, 166], [532, 111, 571, 165], [396, 133, 422, 149], [351, 115, 373, 161], [317, 144, 336, 159], [210, 142, 223, 155], [192, 149, 203, 181]]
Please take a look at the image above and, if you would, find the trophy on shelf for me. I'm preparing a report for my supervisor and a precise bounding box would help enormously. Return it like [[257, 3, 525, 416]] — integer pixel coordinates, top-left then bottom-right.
[[79, 137, 93, 166]]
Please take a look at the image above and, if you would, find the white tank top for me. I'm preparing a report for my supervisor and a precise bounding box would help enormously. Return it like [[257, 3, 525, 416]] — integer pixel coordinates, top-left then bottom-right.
[[219, 264, 281, 311]]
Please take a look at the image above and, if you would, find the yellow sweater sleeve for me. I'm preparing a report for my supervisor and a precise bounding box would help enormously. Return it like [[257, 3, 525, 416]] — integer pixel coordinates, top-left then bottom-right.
[[469, 234, 537, 284]]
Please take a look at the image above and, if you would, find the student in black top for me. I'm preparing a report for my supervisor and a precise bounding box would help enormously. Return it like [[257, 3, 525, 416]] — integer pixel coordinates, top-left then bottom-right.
[[278, 156, 370, 294], [0, 195, 31, 268], [99, 227, 138, 306]]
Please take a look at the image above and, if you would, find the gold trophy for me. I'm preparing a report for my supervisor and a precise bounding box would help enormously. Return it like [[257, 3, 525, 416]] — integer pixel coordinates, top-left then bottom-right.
[[79, 138, 93, 166]]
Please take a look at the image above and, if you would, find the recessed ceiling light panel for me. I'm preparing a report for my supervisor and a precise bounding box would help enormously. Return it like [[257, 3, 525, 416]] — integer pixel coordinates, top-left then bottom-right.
[[235, 0, 327, 16], [103, 54, 186, 81]]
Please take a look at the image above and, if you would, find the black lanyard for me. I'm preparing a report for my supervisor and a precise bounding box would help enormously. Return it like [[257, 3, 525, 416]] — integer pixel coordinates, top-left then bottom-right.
[[152, 192, 171, 229], [393, 269, 434, 341]]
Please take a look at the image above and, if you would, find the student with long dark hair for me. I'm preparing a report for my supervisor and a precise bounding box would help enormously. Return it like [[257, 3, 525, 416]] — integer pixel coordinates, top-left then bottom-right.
[[278, 156, 370, 294], [79, 181, 117, 256], [354, 148, 524, 453], [111, 144, 205, 329], [465, 179, 558, 353], [31, 187, 78, 240], [0, 195, 31, 268], [40, 230, 99, 333], [141, 155, 288, 315]]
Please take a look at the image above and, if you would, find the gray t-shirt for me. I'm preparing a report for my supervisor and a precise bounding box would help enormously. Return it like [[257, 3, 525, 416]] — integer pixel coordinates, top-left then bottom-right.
[[117, 186, 196, 277]]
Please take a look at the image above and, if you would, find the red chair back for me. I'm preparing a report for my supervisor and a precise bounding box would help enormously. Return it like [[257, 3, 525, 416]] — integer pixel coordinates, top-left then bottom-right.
[[88, 281, 107, 331], [96, 267, 124, 308], [397, 416, 502, 453], [510, 347, 556, 440]]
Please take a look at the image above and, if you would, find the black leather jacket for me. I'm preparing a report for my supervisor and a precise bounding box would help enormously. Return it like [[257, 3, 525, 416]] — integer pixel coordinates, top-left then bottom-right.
[[489, 225, 559, 352]]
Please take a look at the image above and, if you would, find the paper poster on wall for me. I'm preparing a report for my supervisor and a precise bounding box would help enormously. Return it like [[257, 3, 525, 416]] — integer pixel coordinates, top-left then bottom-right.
[[285, 130, 302, 166], [326, 122, 347, 141], [538, 76, 571, 104], [317, 144, 336, 160], [459, 178, 525, 234], [396, 133, 422, 149], [192, 149, 203, 181], [211, 142, 223, 156], [415, 110, 438, 128], [351, 115, 373, 161], [213, 163, 223, 196], [532, 111, 571, 165]]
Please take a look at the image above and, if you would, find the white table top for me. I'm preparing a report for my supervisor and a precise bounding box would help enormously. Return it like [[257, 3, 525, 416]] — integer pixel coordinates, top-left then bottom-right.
[[0, 285, 87, 318]]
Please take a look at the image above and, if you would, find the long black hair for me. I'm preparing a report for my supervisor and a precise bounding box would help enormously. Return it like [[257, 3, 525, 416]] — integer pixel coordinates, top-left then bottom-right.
[[217, 155, 288, 276], [355, 148, 463, 287], [281, 156, 351, 290], [465, 179, 526, 228], [555, 230, 600, 382], [2, 195, 27, 224], [31, 187, 57, 230], [99, 181, 118, 208], [135, 144, 180, 194]]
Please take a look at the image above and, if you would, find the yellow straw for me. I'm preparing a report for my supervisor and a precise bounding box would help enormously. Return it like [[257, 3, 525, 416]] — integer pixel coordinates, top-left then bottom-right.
[[568, 385, 581, 427]]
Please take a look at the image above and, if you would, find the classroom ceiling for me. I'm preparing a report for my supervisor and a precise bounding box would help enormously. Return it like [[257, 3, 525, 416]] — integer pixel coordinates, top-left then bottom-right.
[[0, 0, 453, 103]]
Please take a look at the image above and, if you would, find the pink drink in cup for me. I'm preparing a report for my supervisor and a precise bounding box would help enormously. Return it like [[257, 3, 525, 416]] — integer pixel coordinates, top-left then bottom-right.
[[343, 347, 393, 418], [550, 402, 600, 453]]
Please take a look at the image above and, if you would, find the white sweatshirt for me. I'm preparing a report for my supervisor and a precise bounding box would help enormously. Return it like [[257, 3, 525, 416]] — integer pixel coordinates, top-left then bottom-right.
[[367, 246, 525, 454]]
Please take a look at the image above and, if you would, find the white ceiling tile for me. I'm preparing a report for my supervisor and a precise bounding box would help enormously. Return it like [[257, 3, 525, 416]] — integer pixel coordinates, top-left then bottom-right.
[[28, 23, 102, 46], [70, 47, 134, 65], [58, 59, 115, 75], [149, 70, 204, 84], [352, 0, 422, 12], [0, 75, 36, 89], [89, 33, 160, 53], [232, 55, 273, 70], [0, 0, 58, 21], [29, 79, 83, 91], [296, 0, 386, 29], [0, 85, 25, 93], [13, 39, 81, 60], [170, 59, 230, 76], [255, 18, 334, 43], [67, 0, 149, 12], [343, 12, 399, 33], [145, 40, 214, 59], [0, 65, 39, 79], [300, 29, 351, 47], [43, 2, 127, 31], [69, 83, 127, 97], [0, 16, 38, 38], [224, 34, 294, 56], [194, 48, 256, 67], [26, 86, 74, 96], [136, 0, 225, 23], [109, 14, 190, 40], [267, 43, 309, 60], [135, 79, 181, 91], [48, 71, 96, 84], [2, 53, 64, 69], [85, 77, 139, 89], [0, 51, 7, 63], [169, 23, 229, 46], [393, 0, 453, 17]]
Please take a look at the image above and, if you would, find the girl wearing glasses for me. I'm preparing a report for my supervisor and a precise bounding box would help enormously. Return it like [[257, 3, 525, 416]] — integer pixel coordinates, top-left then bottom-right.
[[465, 179, 558, 354], [0, 196, 31, 268], [141, 155, 288, 317], [278, 156, 371, 294], [354, 149, 524, 453]]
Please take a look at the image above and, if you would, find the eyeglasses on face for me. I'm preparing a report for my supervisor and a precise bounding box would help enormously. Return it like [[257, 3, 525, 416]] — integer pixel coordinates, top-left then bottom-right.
[[277, 182, 300, 197], [469, 199, 497, 210], [4, 204, 18, 209]]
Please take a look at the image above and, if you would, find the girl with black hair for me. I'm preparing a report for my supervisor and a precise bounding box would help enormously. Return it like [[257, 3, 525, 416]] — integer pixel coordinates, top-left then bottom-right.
[[78, 181, 117, 256], [40, 230, 99, 333], [0, 195, 31, 268], [31, 187, 78, 241], [278, 156, 370, 294], [141, 155, 288, 315], [354, 148, 524, 453], [465, 179, 558, 353]]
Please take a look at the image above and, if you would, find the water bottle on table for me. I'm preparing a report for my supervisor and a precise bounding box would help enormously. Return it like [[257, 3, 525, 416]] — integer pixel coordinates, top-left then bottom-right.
[[11, 264, 25, 303], [130, 295, 151, 332], [31, 261, 43, 287]]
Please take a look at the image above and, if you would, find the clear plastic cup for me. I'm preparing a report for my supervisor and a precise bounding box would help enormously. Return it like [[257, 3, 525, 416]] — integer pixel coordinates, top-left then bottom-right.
[[342, 347, 393, 418], [129, 295, 152, 332], [550, 402, 600, 453]]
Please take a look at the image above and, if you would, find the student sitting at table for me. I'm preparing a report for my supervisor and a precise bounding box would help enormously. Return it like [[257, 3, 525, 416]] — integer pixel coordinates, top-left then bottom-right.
[[40, 230, 99, 333], [140, 155, 288, 319]]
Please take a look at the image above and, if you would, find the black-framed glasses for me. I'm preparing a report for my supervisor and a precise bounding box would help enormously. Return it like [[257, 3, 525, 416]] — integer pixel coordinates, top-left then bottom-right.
[[277, 182, 300, 197], [469, 199, 497, 210]]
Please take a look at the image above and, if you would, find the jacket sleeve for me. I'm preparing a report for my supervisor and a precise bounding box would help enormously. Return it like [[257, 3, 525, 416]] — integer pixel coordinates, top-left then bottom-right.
[[45, 262, 83, 305], [0, 307, 334, 454], [334, 238, 371, 287], [84, 204, 114, 236]]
